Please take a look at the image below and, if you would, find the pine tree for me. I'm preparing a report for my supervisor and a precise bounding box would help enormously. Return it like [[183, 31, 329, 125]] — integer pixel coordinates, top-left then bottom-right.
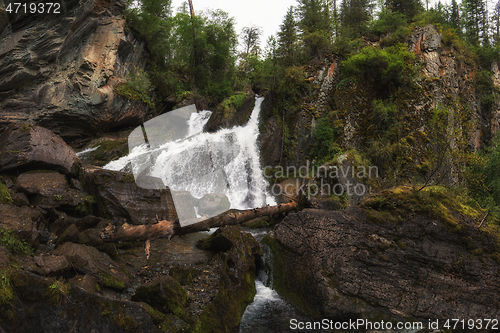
[[448, 0, 460, 31], [387, 0, 423, 20], [277, 6, 298, 66], [297, 0, 331, 57], [339, 0, 373, 38], [297, 0, 331, 34], [462, 0, 489, 46]]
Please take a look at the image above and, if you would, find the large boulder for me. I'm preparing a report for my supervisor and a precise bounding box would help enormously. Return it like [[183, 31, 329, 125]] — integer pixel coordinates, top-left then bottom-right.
[[80, 165, 177, 225], [0, 124, 81, 176], [193, 226, 262, 333], [132, 274, 189, 319], [14, 171, 90, 210], [0, 204, 43, 244], [3, 271, 161, 333], [266, 203, 500, 322], [53, 242, 129, 290]]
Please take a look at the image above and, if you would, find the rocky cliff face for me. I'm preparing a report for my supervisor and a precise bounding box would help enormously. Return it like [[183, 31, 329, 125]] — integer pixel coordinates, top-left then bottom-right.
[[0, 0, 151, 141], [260, 24, 500, 171], [265, 187, 500, 326]]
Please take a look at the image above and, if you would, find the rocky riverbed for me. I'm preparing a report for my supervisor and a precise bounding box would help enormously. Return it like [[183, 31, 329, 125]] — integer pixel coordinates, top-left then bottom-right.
[[0, 123, 263, 333]]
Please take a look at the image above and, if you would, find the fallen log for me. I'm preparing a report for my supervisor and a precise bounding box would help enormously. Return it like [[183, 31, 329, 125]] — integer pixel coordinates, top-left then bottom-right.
[[99, 201, 299, 243]]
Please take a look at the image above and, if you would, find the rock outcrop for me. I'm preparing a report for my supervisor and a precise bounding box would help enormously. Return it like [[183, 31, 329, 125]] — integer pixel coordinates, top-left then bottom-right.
[[80, 165, 178, 225], [0, 124, 81, 176], [265, 188, 500, 325], [0, 0, 151, 141]]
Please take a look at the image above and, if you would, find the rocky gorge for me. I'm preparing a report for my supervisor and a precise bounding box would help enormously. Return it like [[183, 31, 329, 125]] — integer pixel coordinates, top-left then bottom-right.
[[1, 0, 500, 332]]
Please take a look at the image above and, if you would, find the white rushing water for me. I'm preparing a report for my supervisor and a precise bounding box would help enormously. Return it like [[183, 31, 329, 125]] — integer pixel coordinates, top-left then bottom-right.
[[104, 97, 276, 214]]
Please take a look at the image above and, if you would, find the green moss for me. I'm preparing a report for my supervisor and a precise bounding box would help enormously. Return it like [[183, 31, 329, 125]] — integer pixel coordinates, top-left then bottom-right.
[[0, 182, 12, 205], [47, 280, 71, 305], [54, 194, 62, 201], [9, 150, 19, 154], [261, 235, 321, 318], [169, 266, 201, 286], [0, 270, 14, 306], [76, 195, 95, 216], [0, 228, 33, 255], [361, 186, 484, 232], [115, 69, 155, 108], [101, 302, 140, 332], [99, 273, 125, 290]]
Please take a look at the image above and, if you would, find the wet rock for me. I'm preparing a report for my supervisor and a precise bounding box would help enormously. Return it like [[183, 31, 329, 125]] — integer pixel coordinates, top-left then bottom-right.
[[267, 207, 500, 322], [53, 242, 129, 290], [197, 193, 230, 217], [132, 274, 189, 319], [56, 224, 80, 246], [77, 134, 129, 167], [0, 0, 151, 141], [80, 165, 177, 225], [242, 216, 271, 228], [0, 125, 81, 176], [10, 191, 29, 206], [33, 254, 70, 276], [3, 270, 161, 333], [193, 226, 262, 332], [0, 204, 43, 244], [68, 275, 99, 294], [14, 172, 89, 210], [205, 90, 256, 132]]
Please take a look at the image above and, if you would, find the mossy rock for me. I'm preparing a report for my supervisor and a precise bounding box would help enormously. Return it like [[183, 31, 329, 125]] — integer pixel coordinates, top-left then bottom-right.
[[131, 274, 188, 320]]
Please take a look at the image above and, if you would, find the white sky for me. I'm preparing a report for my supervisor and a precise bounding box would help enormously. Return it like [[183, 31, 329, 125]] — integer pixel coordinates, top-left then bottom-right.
[[171, 0, 298, 49]]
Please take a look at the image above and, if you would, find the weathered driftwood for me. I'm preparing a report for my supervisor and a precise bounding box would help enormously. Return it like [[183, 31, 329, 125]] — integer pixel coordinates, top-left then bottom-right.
[[99, 201, 299, 243]]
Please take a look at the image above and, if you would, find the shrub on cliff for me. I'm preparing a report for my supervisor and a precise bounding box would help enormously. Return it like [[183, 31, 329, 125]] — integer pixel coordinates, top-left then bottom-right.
[[341, 44, 416, 98], [115, 69, 155, 108]]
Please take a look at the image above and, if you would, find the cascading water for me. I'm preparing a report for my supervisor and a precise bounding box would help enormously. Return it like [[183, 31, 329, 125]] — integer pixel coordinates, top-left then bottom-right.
[[104, 96, 276, 213]]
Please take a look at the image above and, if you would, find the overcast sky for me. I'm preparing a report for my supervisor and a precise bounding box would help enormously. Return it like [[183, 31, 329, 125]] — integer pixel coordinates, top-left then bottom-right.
[[171, 0, 298, 49]]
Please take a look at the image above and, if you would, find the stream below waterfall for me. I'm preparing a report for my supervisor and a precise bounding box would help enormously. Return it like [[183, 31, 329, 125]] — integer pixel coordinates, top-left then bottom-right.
[[93, 97, 420, 333], [239, 228, 314, 333]]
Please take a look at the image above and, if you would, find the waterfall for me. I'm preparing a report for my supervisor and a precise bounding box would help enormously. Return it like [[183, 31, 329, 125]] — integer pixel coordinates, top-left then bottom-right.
[[104, 96, 276, 225]]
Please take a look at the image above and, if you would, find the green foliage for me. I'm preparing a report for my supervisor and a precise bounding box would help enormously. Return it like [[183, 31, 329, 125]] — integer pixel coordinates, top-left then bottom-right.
[[220, 92, 247, 119], [309, 113, 343, 163], [361, 186, 484, 231], [340, 0, 373, 39], [370, 11, 409, 37], [47, 279, 70, 305], [0, 270, 14, 306], [115, 69, 155, 108], [341, 44, 416, 98], [0, 182, 12, 205], [467, 134, 500, 208], [387, 0, 423, 20], [302, 30, 332, 58], [0, 228, 33, 256], [371, 100, 398, 136]]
